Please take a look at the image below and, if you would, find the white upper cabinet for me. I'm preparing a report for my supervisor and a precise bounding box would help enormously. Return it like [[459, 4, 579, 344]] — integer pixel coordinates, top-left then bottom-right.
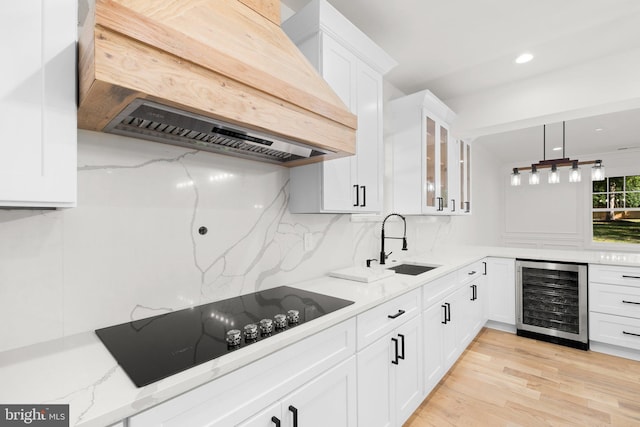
[[283, 0, 396, 213], [391, 90, 471, 215], [0, 0, 76, 208]]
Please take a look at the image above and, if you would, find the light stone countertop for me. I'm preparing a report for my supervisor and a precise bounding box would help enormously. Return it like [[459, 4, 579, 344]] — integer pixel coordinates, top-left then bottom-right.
[[1, 245, 639, 427]]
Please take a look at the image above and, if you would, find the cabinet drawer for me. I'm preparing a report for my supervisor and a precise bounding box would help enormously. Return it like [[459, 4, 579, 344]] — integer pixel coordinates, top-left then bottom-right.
[[129, 319, 355, 427], [590, 283, 640, 319], [590, 264, 640, 287], [357, 289, 420, 350], [590, 312, 640, 351], [458, 261, 484, 285], [422, 272, 457, 308]]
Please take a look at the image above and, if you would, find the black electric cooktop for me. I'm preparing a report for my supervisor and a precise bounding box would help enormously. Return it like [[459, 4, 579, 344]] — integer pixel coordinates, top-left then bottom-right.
[[95, 286, 354, 387]]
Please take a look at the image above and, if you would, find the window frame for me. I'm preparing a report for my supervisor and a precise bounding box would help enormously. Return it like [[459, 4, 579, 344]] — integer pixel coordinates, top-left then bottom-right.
[[589, 172, 640, 249]]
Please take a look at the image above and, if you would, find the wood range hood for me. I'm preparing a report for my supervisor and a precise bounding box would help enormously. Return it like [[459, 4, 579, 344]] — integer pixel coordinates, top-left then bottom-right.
[[78, 0, 357, 166]]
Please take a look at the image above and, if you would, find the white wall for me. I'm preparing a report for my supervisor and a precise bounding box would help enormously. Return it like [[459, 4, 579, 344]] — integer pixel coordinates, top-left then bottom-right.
[[499, 148, 640, 250]]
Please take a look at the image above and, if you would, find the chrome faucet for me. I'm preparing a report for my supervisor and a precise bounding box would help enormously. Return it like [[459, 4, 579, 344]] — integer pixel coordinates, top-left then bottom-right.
[[379, 213, 408, 265]]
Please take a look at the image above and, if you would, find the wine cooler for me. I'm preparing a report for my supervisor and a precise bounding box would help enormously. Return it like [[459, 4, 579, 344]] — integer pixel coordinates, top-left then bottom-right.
[[516, 260, 588, 350]]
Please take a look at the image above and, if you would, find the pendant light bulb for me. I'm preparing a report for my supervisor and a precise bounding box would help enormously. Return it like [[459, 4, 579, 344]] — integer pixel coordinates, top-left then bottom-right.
[[591, 160, 605, 181], [510, 168, 521, 186], [569, 160, 582, 183], [529, 165, 540, 185], [548, 164, 560, 184]]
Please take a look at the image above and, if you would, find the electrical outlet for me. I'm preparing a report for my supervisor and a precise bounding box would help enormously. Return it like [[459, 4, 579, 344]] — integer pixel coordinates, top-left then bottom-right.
[[303, 233, 314, 252]]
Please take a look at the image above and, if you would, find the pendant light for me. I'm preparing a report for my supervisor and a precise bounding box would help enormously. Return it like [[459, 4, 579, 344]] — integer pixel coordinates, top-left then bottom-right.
[[510, 121, 605, 185], [510, 168, 521, 186], [548, 164, 560, 184], [591, 160, 605, 181], [529, 165, 540, 185]]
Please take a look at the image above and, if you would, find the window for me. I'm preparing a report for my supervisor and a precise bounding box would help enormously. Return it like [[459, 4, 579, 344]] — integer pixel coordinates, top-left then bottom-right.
[[592, 175, 640, 244]]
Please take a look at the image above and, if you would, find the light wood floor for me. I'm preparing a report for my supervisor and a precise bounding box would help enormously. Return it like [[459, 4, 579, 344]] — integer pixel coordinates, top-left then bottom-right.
[[405, 328, 640, 427]]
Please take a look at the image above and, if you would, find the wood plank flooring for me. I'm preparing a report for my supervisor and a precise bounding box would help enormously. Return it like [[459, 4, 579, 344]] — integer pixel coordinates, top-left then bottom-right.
[[405, 328, 640, 427]]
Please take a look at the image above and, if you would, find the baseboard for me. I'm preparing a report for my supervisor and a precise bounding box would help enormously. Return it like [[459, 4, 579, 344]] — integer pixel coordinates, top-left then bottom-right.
[[590, 341, 640, 362], [484, 320, 516, 334]]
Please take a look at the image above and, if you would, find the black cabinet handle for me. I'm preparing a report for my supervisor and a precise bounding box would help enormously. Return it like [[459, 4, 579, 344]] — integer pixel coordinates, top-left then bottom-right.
[[388, 309, 406, 319], [441, 304, 447, 324], [622, 300, 640, 305], [398, 334, 405, 360], [482, 261, 487, 275], [451, 199, 456, 212], [623, 331, 640, 337], [623, 275, 640, 280], [353, 185, 359, 207], [470, 284, 475, 301], [360, 185, 366, 207], [391, 337, 399, 365], [271, 416, 281, 427], [437, 197, 444, 211], [445, 302, 451, 322], [468, 270, 476, 276], [288, 406, 298, 427], [464, 201, 470, 213]]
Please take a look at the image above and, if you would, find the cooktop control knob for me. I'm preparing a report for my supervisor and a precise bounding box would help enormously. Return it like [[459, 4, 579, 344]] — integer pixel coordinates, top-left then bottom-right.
[[243, 324, 258, 341], [287, 309, 300, 324], [274, 313, 287, 329], [226, 329, 241, 346], [259, 318, 273, 335]]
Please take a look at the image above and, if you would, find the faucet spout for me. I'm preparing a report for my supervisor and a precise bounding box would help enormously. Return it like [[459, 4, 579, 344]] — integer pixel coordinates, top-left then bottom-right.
[[379, 213, 407, 265]]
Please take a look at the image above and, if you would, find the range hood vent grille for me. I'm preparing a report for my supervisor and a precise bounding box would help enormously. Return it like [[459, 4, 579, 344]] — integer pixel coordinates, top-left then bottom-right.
[[105, 100, 332, 164]]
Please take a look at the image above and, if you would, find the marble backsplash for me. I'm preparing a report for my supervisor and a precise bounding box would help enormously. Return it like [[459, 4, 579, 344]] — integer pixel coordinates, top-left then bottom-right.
[[0, 130, 479, 353]]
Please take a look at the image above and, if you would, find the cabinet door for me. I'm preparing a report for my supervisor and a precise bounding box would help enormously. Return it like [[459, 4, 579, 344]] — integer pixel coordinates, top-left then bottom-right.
[[357, 335, 393, 427], [460, 140, 472, 214], [422, 113, 439, 214], [394, 315, 423, 425], [487, 258, 516, 325], [319, 34, 357, 212], [422, 302, 446, 396], [469, 277, 486, 337], [285, 357, 357, 427], [0, 0, 76, 207], [354, 60, 383, 213], [237, 402, 282, 427]]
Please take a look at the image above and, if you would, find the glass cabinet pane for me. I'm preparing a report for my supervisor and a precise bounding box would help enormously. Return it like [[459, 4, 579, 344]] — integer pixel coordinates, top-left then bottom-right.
[[440, 126, 448, 209], [426, 116, 436, 208], [466, 144, 471, 209]]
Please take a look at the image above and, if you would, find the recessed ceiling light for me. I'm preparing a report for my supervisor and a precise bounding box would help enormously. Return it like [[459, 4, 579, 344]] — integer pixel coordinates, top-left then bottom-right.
[[552, 146, 562, 151], [595, 128, 604, 132], [515, 53, 534, 64]]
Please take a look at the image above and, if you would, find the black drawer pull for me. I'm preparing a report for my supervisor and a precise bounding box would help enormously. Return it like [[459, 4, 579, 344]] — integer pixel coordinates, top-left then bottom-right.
[[388, 309, 406, 319], [391, 337, 399, 365], [623, 331, 640, 337], [289, 406, 298, 427], [360, 185, 366, 207], [622, 275, 640, 280], [441, 304, 447, 324], [468, 270, 476, 275], [622, 300, 640, 305], [353, 185, 359, 207], [272, 416, 281, 427], [398, 334, 405, 360], [482, 261, 487, 275]]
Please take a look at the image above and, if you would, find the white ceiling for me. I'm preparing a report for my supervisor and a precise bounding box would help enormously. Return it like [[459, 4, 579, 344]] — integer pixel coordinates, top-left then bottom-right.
[[281, 0, 640, 163]]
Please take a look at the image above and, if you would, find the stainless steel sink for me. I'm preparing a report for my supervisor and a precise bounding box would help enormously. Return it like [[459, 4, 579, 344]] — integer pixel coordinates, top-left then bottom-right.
[[387, 263, 439, 276]]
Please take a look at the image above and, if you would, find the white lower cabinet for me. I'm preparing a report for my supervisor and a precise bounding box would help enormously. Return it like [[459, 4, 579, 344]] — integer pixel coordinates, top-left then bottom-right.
[[589, 264, 640, 359], [486, 257, 516, 326], [238, 357, 357, 427], [128, 320, 355, 427], [422, 263, 487, 397], [356, 292, 422, 427]]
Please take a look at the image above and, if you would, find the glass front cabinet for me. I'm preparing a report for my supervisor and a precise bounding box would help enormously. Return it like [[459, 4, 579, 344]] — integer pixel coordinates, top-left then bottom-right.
[[392, 90, 471, 215]]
